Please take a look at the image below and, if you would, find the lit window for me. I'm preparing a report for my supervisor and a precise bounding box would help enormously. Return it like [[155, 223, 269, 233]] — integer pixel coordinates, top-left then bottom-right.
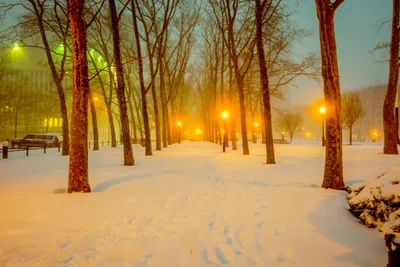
[[44, 119, 48, 126], [49, 118, 53, 127], [59, 118, 63, 127], [54, 118, 58, 127]]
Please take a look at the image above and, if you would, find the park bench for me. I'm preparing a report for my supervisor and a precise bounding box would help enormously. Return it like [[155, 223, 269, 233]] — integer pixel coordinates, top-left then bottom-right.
[[273, 139, 289, 144]]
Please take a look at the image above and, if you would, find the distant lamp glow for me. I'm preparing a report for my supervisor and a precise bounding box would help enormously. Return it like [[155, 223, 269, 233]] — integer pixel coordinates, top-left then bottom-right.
[[281, 131, 286, 135], [94, 97, 99, 101], [186, 131, 189, 135], [222, 111, 228, 119], [319, 107, 326, 114], [222, 130, 225, 134], [13, 43, 20, 50], [373, 132, 378, 137], [177, 121, 182, 126], [254, 122, 259, 127]]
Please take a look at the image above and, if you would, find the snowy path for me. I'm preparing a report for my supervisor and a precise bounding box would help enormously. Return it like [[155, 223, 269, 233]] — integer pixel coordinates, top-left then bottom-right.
[[0, 141, 394, 266]]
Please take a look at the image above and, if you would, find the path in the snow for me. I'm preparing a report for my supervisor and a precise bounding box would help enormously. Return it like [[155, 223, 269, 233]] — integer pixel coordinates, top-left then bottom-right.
[[0, 141, 390, 266]]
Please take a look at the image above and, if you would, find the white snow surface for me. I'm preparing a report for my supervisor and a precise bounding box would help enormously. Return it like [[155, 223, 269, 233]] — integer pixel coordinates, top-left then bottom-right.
[[0, 140, 397, 266]]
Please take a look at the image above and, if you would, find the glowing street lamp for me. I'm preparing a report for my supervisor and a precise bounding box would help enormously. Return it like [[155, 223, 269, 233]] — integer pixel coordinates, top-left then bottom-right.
[[222, 111, 228, 153], [254, 122, 259, 143], [93, 97, 99, 101], [319, 107, 326, 147], [177, 121, 182, 144]]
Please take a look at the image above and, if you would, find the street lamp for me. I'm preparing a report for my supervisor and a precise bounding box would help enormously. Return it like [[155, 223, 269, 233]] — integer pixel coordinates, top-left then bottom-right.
[[254, 122, 259, 143], [319, 107, 326, 147], [222, 111, 228, 152], [177, 121, 182, 144]]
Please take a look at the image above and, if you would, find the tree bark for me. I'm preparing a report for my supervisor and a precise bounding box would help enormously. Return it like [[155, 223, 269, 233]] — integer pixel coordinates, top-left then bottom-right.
[[148, 54, 162, 151], [67, 0, 90, 193], [315, 0, 345, 190], [131, 0, 152, 155], [109, 0, 134, 165], [88, 90, 99, 151], [349, 126, 352, 146], [255, 0, 276, 164], [228, 58, 237, 150], [160, 57, 168, 148], [126, 78, 138, 144], [383, 0, 399, 155]]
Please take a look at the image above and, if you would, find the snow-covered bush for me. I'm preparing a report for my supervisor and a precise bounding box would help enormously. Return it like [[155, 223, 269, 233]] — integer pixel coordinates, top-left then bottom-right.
[[346, 170, 400, 236]]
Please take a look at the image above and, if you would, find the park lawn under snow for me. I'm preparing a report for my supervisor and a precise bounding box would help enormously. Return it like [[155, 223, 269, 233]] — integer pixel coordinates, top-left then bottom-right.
[[0, 140, 398, 267]]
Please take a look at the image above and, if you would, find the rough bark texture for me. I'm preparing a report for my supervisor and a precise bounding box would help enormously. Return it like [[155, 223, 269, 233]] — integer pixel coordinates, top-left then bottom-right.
[[67, 0, 91, 193], [255, 0, 275, 164], [383, 0, 399, 155], [315, 0, 344, 190], [88, 90, 99, 151], [131, 0, 152, 156], [109, 0, 134, 165]]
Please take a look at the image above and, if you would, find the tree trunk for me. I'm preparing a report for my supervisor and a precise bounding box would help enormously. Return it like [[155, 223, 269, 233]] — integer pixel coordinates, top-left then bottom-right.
[[88, 52, 117, 147], [160, 59, 168, 148], [125, 74, 138, 144], [315, 0, 344, 190], [228, 58, 237, 150], [260, 97, 266, 144], [349, 126, 352, 146], [88, 90, 99, 151], [383, 0, 399, 155], [109, 0, 134, 165], [67, 0, 90, 193], [131, 0, 152, 156], [148, 55, 162, 151], [255, 0, 275, 164], [30, 1, 70, 155], [128, 91, 138, 144]]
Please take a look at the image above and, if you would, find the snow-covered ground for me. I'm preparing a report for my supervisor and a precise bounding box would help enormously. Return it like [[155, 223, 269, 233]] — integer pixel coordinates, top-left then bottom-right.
[[0, 140, 396, 266]]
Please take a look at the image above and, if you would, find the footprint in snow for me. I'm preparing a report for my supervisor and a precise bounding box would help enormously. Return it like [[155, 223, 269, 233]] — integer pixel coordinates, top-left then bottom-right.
[[124, 216, 136, 225], [276, 249, 292, 262], [214, 247, 229, 264], [274, 227, 286, 236]]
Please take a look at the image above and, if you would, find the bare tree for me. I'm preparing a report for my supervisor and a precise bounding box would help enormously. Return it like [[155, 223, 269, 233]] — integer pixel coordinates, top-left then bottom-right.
[[108, 0, 134, 166], [341, 92, 366, 145], [3, 0, 73, 155], [275, 111, 303, 143], [210, 0, 256, 155], [383, 0, 399, 154], [67, 0, 91, 193], [255, 0, 278, 164], [315, 0, 346, 190]]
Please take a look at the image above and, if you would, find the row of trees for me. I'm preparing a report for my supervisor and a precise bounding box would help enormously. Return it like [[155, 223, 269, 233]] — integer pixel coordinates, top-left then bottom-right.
[[0, 0, 398, 192]]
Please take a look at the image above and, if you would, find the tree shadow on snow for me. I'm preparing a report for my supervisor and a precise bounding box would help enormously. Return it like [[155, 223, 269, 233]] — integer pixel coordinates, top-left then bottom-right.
[[91, 170, 178, 192], [308, 193, 387, 267]]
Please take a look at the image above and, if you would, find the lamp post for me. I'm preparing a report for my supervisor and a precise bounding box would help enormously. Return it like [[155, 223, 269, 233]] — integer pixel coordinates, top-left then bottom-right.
[[222, 111, 228, 152], [254, 122, 259, 143], [177, 121, 182, 144], [319, 107, 326, 147]]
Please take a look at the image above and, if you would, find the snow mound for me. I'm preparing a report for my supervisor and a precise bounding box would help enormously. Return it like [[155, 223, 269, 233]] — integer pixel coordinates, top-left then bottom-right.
[[346, 170, 400, 237]]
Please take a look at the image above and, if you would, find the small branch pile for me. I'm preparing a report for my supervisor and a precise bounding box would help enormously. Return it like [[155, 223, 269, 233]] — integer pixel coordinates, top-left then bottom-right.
[[346, 170, 400, 236]]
